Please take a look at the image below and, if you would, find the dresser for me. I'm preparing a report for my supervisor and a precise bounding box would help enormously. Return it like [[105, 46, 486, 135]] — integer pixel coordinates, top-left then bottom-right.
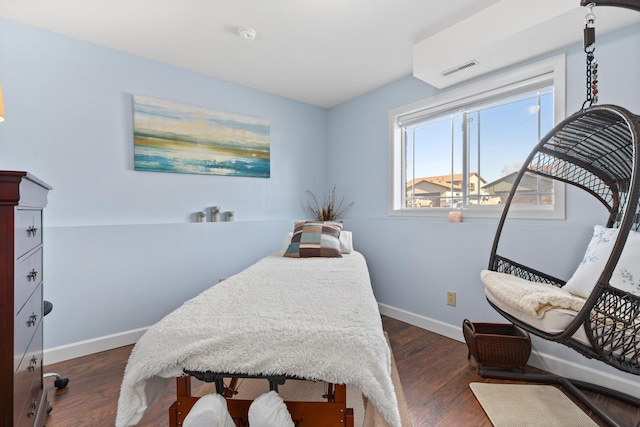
[[0, 171, 52, 427]]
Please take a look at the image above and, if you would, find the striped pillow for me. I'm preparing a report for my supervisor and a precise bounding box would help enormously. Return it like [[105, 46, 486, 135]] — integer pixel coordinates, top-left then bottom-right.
[[283, 221, 343, 258]]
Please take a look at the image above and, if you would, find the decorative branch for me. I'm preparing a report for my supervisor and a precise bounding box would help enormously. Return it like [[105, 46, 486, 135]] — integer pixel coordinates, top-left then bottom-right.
[[306, 185, 354, 221]]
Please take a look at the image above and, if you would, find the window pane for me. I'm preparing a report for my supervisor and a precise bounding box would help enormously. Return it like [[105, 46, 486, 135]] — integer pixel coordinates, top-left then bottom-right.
[[403, 87, 554, 210], [405, 115, 461, 208], [476, 90, 554, 205], [392, 56, 565, 218], [404, 128, 415, 206]]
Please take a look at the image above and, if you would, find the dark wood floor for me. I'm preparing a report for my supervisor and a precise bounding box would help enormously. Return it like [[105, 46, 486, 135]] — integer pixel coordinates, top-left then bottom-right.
[[42, 316, 640, 426]]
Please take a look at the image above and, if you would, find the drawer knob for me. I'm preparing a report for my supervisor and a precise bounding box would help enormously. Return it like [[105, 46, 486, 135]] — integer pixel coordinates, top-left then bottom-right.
[[27, 356, 38, 372], [27, 400, 38, 417], [27, 269, 38, 281], [27, 313, 38, 327], [26, 225, 38, 237]]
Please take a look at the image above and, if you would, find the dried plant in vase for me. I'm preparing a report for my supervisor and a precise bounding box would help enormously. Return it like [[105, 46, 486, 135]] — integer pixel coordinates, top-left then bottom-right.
[[306, 185, 354, 221]]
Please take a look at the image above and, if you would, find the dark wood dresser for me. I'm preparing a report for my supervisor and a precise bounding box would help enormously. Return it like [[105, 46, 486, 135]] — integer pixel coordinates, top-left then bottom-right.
[[0, 171, 52, 427]]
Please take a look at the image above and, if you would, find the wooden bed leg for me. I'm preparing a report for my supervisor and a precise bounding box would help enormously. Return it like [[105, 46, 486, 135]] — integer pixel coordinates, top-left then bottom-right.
[[171, 377, 198, 427], [176, 376, 192, 397], [334, 383, 352, 426], [334, 383, 347, 403], [169, 401, 178, 427], [171, 377, 192, 427], [346, 407, 354, 427]]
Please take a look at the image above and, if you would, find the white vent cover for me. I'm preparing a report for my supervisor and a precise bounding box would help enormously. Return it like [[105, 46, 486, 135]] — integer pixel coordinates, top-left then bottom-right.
[[441, 61, 478, 77]]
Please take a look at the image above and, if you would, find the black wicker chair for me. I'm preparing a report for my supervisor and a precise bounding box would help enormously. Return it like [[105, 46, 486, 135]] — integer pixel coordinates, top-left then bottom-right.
[[483, 104, 640, 426], [479, 2, 640, 426]]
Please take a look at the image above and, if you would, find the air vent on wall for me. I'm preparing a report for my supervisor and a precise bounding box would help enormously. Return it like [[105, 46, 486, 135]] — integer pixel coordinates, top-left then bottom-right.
[[441, 60, 478, 77]]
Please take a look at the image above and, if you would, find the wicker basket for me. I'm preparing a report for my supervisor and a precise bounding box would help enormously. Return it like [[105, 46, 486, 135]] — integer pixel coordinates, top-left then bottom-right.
[[463, 319, 532, 372]]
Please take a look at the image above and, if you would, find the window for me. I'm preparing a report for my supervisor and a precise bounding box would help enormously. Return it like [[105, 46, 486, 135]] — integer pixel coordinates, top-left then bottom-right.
[[390, 55, 566, 219]]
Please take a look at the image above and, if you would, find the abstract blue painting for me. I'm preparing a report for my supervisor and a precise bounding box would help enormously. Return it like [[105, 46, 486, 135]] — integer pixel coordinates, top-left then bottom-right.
[[133, 95, 270, 178]]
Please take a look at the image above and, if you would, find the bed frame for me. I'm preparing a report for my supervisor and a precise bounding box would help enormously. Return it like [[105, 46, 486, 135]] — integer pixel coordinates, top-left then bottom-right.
[[169, 373, 354, 427]]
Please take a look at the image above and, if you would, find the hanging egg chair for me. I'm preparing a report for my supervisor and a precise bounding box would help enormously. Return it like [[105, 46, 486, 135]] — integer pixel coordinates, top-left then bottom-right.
[[480, 2, 640, 426]]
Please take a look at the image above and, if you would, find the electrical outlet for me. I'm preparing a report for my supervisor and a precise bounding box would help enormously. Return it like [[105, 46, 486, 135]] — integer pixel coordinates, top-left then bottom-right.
[[447, 291, 456, 307]]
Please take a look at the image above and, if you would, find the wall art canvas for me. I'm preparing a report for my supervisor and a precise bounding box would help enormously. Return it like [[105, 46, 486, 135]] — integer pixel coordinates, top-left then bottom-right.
[[133, 95, 270, 177]]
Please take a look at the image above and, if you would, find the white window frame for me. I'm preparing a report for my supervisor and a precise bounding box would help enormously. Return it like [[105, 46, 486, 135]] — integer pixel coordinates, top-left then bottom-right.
[[389, 55, 566, 219]]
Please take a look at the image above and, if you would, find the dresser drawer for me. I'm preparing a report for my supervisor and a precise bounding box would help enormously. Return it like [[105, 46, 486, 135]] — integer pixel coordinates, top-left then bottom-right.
[[14, 322, 43, 427], [15, 248, 43, 314], [16, 390, 47, 427], [0, 172, 51, 427], [15, 285, 42, 372], [15, 209, 43, 258]]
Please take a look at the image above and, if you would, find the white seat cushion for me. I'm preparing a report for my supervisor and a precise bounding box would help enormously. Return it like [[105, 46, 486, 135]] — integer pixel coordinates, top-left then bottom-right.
[[485, 287, 591, 346], [483, 269, 640, 362], [481, 270, 586, 319]]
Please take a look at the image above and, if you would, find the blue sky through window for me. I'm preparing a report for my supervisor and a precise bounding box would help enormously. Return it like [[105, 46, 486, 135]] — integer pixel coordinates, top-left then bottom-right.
[[407, 88, 553, 185]]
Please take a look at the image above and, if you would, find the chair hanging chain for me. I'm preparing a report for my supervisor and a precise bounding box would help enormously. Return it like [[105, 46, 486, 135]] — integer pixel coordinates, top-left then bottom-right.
[[582, 3, 598, 109]]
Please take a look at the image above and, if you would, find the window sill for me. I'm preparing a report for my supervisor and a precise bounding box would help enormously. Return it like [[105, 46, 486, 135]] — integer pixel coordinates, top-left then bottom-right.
[[389, 204, 564, 220]]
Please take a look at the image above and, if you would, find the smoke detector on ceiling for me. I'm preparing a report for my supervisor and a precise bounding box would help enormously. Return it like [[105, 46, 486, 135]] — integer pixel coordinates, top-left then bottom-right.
[[238, 27, 257, 42]]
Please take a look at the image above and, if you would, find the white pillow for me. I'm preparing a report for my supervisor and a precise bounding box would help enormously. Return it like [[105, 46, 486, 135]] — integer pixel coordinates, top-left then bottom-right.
[[282, 230, 353, 253], [183, 393, 235, 427], [248, 391, 294, 427], [612, 228, 640, 296], [340, 231, 353, 254], [283, 232, 294, 251], [563, 225, 640, 298]]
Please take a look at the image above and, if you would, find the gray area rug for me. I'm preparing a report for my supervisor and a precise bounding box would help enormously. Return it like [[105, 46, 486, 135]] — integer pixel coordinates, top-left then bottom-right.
[[470, 383, 598, 427]]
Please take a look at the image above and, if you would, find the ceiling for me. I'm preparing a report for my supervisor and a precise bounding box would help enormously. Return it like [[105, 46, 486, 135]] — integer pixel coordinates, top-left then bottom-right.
[[0, 1, 637, 108], [414, 0, 640, 89]]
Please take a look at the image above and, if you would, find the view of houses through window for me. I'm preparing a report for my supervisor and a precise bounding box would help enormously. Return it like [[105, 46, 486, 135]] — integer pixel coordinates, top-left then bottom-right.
[[404, 87, 554, 209]]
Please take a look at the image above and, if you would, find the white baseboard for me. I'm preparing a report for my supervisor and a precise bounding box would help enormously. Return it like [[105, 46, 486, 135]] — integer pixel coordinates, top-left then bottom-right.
[[44, 327, 148, 365], [378, 303, 640, 400], [526, 349, 640, 400], [379, 303, 464, 342]]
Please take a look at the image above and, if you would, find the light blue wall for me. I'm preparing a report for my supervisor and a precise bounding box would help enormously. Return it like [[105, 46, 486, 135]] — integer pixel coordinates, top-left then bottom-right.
[[0, 18, 328, 347], [327, 23, 640, 389], [2, 14, 640, 391], [0, 18, 328, 227]]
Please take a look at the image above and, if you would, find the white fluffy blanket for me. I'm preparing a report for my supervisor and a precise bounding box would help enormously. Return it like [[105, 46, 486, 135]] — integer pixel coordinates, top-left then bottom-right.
[[481, 270, 586, 319], [116, 252, 401, 427]]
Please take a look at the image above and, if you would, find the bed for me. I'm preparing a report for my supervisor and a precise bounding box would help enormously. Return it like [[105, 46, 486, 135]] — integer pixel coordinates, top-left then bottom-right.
[[115, 227, 401, 427]]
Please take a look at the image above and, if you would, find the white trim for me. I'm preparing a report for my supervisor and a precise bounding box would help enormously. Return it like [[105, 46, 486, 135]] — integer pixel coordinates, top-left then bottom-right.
[[378, 303, 463, 342], [526, 349, 640, 400], [393, 55, 566, 127], [389, 54, 567, 220], [397, 73, 554, 127], [43, 327, 148, 365], [379, 302, 640, 400]]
